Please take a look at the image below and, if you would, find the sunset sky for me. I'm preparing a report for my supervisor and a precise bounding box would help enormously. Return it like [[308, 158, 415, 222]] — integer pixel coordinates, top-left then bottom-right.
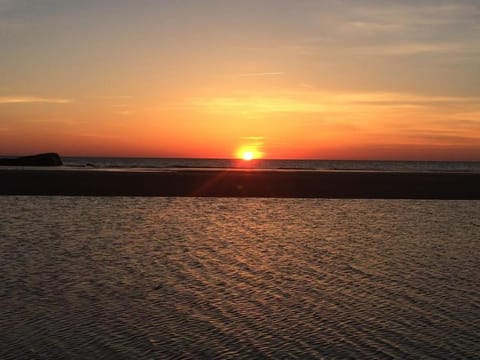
[[1, 0, 479, 160]]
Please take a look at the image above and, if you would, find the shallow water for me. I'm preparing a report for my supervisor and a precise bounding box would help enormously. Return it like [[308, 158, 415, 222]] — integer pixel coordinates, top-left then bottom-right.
[[1, 197, 479, 359]]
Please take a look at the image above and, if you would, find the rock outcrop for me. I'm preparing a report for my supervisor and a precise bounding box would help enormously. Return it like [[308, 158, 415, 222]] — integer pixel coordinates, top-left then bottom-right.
[[0, 153, 63, 166]]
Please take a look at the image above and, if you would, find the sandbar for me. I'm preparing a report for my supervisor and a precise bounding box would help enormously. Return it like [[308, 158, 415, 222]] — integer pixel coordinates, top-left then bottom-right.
[[1, 169, 479, 199]]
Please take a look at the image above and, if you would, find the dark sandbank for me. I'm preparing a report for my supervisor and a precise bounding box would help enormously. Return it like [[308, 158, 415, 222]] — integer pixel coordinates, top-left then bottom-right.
[[0, 169, 479, 199]]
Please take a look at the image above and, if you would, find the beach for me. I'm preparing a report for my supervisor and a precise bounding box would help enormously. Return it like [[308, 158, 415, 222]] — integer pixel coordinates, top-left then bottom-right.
[[1, 168, 479, 199]]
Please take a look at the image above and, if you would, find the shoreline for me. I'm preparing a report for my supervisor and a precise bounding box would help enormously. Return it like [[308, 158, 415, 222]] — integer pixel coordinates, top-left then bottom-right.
[[1, 169, 479, 199]]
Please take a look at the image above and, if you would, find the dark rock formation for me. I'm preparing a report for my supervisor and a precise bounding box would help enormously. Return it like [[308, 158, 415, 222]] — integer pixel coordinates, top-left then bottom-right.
[[0, 153, 63, 166]]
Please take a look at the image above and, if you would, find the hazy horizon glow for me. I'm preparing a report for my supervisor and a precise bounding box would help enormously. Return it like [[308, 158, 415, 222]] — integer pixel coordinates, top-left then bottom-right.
[[1, 0, 479, 160]]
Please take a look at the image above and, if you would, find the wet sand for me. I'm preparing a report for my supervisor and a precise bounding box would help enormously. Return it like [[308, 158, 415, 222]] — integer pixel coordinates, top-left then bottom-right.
[[0, 169, 479, 199]]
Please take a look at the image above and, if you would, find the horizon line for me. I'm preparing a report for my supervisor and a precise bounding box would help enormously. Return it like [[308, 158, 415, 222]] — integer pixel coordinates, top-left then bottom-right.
[[1, 153, 479, 163]]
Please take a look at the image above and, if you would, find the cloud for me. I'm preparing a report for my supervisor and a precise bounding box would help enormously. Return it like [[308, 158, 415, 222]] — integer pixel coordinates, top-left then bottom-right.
[[400, 130, 480, 146], [300, 1, 480, 60], [0, 96, 73, 104], [336, 2, 480, 34], [345, 21, 402, 34], [354, 42, 476, 56], [116, 110, 134, 116], [242, 136, 265, 140], [193, 91, 480, 116], [193, 96, 327, 114], [90, 96, 133, 100], [329, 93, 480, 106], [229, 72, 285, 78]]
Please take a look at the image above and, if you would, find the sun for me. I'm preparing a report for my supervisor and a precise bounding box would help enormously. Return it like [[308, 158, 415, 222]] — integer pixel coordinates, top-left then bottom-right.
[[235, 141, 264, 162], [242, 151, 254, 161], [236, 146, 263, 161]]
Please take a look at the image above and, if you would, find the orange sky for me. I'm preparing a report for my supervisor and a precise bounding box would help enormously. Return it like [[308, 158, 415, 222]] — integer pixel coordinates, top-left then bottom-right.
[[1, 1, 479, 160]]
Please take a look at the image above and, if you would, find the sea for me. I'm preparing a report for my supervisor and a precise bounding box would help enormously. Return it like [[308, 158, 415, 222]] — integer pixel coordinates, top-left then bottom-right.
[[1, 158, 480, 359], [61, 157, 480, 173]]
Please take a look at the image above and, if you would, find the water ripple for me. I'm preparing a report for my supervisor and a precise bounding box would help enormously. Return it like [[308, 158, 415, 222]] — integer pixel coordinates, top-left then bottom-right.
[[0, 197, 479, 359]]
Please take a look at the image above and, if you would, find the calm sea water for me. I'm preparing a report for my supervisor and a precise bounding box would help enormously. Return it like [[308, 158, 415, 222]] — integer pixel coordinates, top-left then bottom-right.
[[63, 157, 480, 173], [1, 197, 479, 359]]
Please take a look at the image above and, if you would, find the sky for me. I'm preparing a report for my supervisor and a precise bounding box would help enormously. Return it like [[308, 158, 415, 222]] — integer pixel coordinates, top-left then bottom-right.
[[1, 0, 479, 160]]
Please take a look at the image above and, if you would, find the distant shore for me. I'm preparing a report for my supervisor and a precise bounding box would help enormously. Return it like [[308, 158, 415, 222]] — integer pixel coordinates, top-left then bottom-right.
[[1, 168, 479, 199]]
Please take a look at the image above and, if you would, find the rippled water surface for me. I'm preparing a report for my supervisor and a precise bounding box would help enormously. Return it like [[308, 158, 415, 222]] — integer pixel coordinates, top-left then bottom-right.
[[1, 197, 479, 359]]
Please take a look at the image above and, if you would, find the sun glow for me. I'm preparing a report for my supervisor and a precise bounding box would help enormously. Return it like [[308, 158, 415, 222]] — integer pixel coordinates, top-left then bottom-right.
[[236, 145, 264, 161], [242, 151, 254, 161]]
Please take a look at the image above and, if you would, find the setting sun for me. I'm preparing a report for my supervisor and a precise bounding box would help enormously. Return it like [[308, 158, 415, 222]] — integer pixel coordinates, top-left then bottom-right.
[[242, 151, 254, 161], [235, 143, 264, 161], [1, 1, 480, 359]]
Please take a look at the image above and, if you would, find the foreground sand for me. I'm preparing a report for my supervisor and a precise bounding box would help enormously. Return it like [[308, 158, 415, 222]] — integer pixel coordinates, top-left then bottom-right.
[[1, 169, 479, 199]]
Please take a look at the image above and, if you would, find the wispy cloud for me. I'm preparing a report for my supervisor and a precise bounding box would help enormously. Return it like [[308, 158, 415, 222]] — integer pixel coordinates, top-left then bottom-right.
[[349, 3, 478, 26], [193, 96, 326, 114], [354, 42, 480, 56], [346, 21, 402, 33], [78, 133, 122, 140], [300, 1, 480, 60], [229, 72, 285, 78], [328, 92, 480, 106], [116, 110, 134, 116], [0, 96, 73, 104], [109, 104, 135, 116], [193, 91, 480, 116], [90, 95, 133, 100], [242, 136, 265, 140]]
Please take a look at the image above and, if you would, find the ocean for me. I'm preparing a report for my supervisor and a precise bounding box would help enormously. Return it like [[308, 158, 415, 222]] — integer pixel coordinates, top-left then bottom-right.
[[1, 196, 479, 359], [62, 157, 480, 173]]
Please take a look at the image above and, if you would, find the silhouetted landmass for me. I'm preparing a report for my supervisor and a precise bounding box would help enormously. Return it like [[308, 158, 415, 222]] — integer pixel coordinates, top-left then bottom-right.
[[0, 153, 62, 166], [0, 169, 479, 199]]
